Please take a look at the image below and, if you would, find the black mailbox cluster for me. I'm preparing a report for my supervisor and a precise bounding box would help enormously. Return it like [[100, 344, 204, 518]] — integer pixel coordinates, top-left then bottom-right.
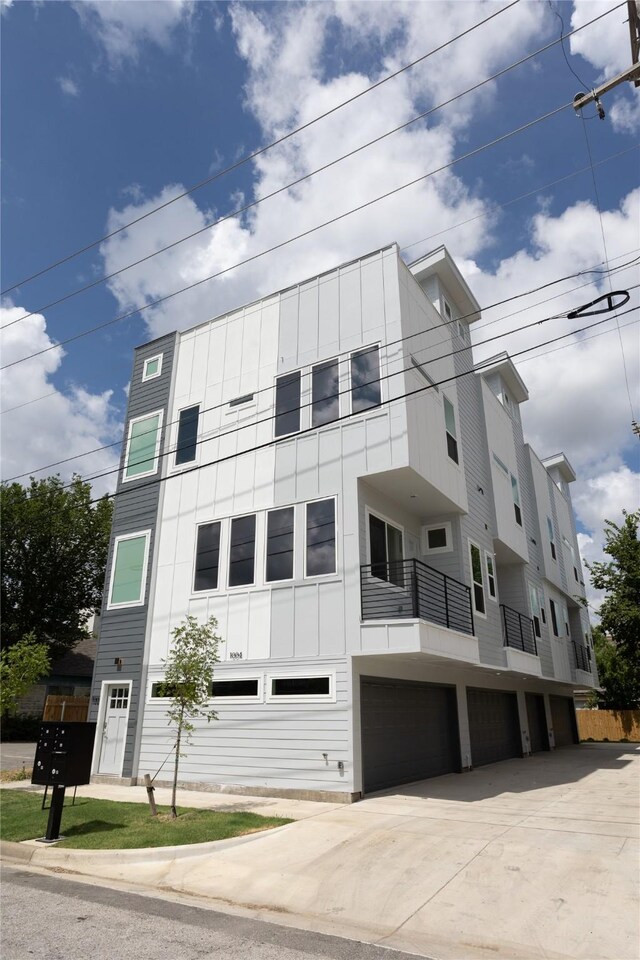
[[32, 722, 97, 787]]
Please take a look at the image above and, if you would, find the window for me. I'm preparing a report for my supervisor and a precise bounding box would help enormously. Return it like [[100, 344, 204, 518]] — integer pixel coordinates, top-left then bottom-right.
[[229, 393, 254, 408], [123, 412, 162, 480], [492, 452, 509, 475], [562, 602, 570, 636], [457, 320, 466, 341], [469, 542, 485, 616], [549, 598, 559, 637], [275, 371, 301, 437], [410, 356, 439, 392], [267, 675, 333, 701], [312, 358, 339, 427], [422, 522, 452, 554], [193, 522, 221, 592], [150, 682, 183, 699], [305, 499, 336, 577], [485, 552, 497, 600], [229, 515, 256, 587], [510, 474, 522, 526], [443, 396, 459, 464], [175, 405, 199, 465], [351, 345, 381, 413], [265, 507, 294, 582], [442, 298, 452, 321], [109, 686, 129, 709], [210, 679, 260, 699], [369, 513, 403, 586], [142, 355, 162, 381], [528, 583, 542, 638], [108, 532, 150, 608], [547, 517, 557, 560]]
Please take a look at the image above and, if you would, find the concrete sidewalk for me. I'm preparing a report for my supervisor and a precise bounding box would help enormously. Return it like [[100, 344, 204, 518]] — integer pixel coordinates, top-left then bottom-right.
[[2, 744, 639, 960]]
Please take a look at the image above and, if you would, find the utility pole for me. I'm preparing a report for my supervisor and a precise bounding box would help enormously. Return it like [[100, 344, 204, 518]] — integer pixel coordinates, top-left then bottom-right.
[[573, 0, 640, 115]]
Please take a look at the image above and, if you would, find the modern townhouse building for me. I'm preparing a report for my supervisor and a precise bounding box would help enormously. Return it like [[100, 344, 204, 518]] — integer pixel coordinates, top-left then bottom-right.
[[89, 242, 597, 801]]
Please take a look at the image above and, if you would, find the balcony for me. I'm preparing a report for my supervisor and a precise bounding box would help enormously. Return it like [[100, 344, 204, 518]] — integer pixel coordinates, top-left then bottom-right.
[[360, 558, 474, 635], [500, 604, 537, 656]]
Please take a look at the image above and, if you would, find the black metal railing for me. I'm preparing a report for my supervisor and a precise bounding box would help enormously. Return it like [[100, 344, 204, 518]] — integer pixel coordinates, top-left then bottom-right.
[[501, 604, 537, 656], [360, 559, 474, 636], [573, 641, 591, 672]]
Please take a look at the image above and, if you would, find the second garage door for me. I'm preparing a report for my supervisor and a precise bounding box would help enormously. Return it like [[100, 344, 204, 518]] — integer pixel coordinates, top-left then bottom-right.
[[467, 688, 522, 767], [550, 695, 578, 747], [360, 677, 460, 794]]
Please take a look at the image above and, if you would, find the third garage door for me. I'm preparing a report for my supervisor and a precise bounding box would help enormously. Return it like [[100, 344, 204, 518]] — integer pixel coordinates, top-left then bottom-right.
[[467, 688, 522, 767], [360, 677, 460, 794], [550, 695, 578, 747]]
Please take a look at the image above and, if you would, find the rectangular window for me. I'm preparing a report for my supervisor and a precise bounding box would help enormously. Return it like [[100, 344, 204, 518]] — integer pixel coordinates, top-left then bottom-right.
[[312, 358, 339, 427], [547, 517, 556, 560], [193, 522, 221, 592], [142, 355, 162, 381], [275, 371, 301, 437], [150, 681, 183, 699], [306, 499, 336, 577], [562, 603, 570, 636], [229, 393, 254, 408], [469, 542, 485, 616], [210, 679, 259, 699], [443, 396, 459, 464], [351, 346, 381, 413], [369, 513, 403, 587], [108, 532, 149, 608], [549, 598, 559, 637], [269, 676, 332, 699], [175, 405, 199, 465], [265, 507, 294, 582], [510, 474, 522, 526], [442, 298, 452, 321], [528, 583, 541, 638], [485, 552, 497, 599], [229, 515, 256, 587], [124, 412, 162, 480]]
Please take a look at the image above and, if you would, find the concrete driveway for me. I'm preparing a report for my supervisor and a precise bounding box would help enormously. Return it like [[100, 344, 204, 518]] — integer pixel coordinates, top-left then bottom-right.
[[5, 744, 639, 960], [0, 743, 36, 771]]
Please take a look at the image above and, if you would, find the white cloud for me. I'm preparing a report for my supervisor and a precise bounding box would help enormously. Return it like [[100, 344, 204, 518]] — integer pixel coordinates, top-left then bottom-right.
[[73, 0, 194, 67], [570, 0, 632, 80], [0, 304, 122, 495], [609, 93, 640, 134], [58, 76, 80, 97]]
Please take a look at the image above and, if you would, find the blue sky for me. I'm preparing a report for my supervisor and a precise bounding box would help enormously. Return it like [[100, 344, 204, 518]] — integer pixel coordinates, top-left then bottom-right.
[[1, 0, 639, 608]]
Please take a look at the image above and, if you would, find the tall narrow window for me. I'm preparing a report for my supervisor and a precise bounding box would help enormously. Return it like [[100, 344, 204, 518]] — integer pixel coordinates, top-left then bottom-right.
[[443, 396, 459, 464], [547, 517, 556, 560], [229, 515, 256, 587], [369, 514, 403, 587], [275, 371, 301, 437], [469, 542, 485, 615], [351, 346, 381, 413], [549, 598, 559, 637], [109, 533, 149, 608], [194, 522, 221, 591], [266, 507, 294, 582], [528, 583, 541, 638], [511, 474, 522, 526], [124, 412, 162, 480], [485, 552, 497, 599], [312, 359, 339, 427], [175, 405, 199, 465], [306, 499, 336, 576]]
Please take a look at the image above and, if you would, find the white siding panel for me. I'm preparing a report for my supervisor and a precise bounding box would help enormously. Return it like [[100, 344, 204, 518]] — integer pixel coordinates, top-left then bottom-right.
[[294, 585, 319, 658]]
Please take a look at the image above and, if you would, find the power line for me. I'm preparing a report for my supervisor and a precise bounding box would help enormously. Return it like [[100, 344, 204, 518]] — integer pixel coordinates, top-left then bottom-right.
[[6, 14, 625, 331], [0, 0, 522, 297], [517, 314, 639, 365]]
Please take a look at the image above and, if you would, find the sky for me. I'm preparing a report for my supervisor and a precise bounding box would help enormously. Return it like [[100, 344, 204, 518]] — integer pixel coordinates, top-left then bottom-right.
[[1, 0, 639, 616]]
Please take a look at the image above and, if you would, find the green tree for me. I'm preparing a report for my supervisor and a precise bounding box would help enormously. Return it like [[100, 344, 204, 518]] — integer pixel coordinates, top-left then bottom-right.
[[159, 615, 222, 818], [1, 476, 113, 659], [588, 510, 640, 665], [0, 632, 51, 716], [589, 625, 640, 710]]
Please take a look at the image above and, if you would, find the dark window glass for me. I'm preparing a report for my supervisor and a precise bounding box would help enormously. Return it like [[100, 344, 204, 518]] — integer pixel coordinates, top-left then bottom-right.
[[176, 405, 199, 465], [266, 507, 294, 582], [312, 359, 339, 427], [533, 615, 541, 638], [549, 599, 559, 637], [514, 503, 523, 526], [151, 682, 183, 698], [194, 522, 221, 591], [229, 515, 256, 586], [229, 393, 254, 407], [444, 397, 459, 464], [210, 679, 259, 698], [428, 527, 447, 550], [275, 372, 301, 437], [306, 499, 336, 576], [550, 542, 557, 560], [271, 676, 330, 697], [369, 514, 387, 579], [351, 346, 381, 413], [541, 606, 546, 624], [574, 566, 579, 582], [470, 543, 485, 615]]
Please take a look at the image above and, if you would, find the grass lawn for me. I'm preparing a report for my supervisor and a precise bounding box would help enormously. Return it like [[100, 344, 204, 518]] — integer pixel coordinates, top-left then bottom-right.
[[0, 789, 291, 849]]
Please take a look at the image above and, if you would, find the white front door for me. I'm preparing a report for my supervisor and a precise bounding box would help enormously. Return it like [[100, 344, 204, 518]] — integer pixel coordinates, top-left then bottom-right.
[[98, 684, 130, 775]]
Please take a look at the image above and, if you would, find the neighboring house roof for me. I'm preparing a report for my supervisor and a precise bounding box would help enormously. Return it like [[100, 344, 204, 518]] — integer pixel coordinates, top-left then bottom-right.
[[49, 634, 97, 679]]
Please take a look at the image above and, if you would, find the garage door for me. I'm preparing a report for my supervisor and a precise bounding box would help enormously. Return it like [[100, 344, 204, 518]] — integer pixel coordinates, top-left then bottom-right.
[[526, 693, 550, 753], [550, 695, 578, 747], [360, 677, 460, 794], [467, 688, 521, 767]]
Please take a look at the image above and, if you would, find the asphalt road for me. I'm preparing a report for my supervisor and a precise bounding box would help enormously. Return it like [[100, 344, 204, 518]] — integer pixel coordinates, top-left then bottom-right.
[[1, 866, 423, 960], [0, 742, 37, 771]]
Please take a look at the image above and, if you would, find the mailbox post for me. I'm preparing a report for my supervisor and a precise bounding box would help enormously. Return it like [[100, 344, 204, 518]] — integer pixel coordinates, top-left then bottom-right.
[[32, 722, 97, 843]]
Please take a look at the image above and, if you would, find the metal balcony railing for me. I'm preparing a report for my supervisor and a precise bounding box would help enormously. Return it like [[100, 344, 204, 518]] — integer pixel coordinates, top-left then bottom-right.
[[573, 641, 591, 672], [500, 604, 538, 656], [360, 558, 474, 636]]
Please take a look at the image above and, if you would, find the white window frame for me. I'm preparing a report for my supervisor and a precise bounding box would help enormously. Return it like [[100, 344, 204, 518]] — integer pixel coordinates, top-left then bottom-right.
[[528, 582, 542, 638], [365, 507, 405, 588], [210, 675, 263, 703], [442, 394, 460, 466], [547, 516, 557, 561], [304, 496, 338, 579], [191, 519, 223, 595], [142, 354, 163, 382], [122, 410, 164, 483], [468, 539, 487, 619], [421, 521, 452, 555], [349, 343, 382, 415], [266, 672, 336, 703], [107, 530, 151, 610], [441, 296, 453, 322], [264, 505, 295, 584], [227, 512, 258, 589], [274, 369, 303, 439], [510, 473, 522, 526], [311, 356, 341, 429], [172, 403, 201, 471], [484, 550, 497, 601]]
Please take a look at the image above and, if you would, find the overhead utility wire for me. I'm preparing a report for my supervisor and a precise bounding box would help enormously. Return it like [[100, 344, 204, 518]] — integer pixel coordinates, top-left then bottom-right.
[[517, 315, 639, 365], [0, 99, 583, 372], [0, 0, 522, 296], [6, 255, 637, 481], [78, 304, 640, 509], [6, 14, 622, 330]]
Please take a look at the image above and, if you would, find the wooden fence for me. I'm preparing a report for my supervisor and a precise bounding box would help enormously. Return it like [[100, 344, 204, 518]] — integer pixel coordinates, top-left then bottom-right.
[[42, 695, 89, 723], [577, 709, 640, 742]]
